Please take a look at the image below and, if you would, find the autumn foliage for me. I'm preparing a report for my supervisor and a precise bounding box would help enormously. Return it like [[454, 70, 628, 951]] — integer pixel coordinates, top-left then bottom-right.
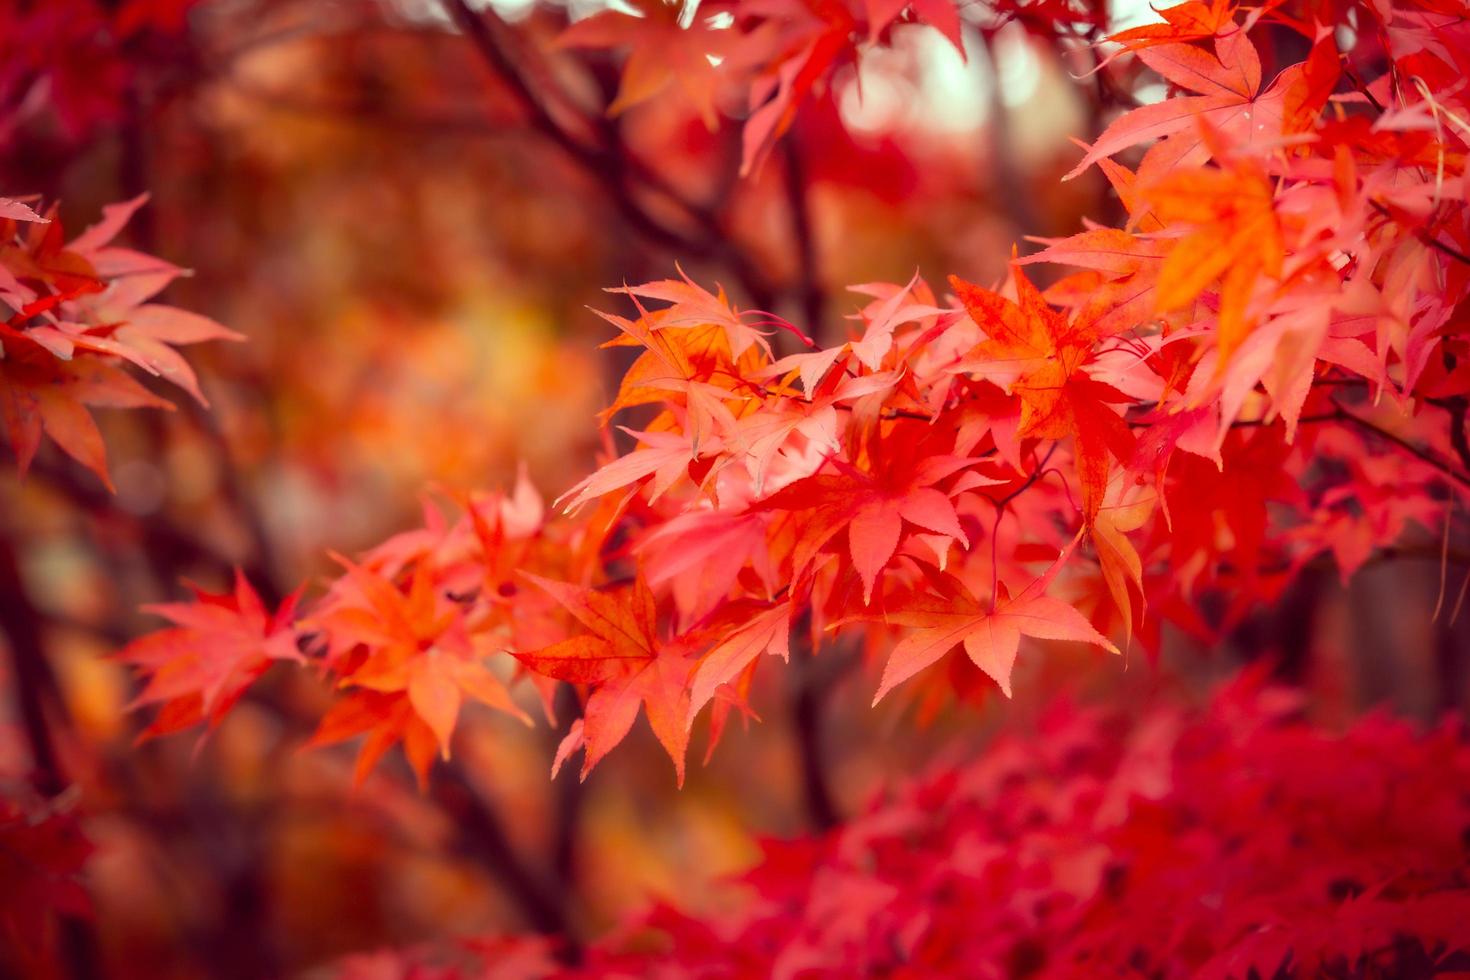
[[2, 0, 1470, 975], [113, 0, 1470, 785], [574, 675, 1470, 976]]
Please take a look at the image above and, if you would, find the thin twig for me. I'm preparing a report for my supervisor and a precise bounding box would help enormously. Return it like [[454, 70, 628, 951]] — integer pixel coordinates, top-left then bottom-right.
[[1368, 199, 1470, 268], [1332, 400, 1470, 489], [239, 680, 584, 958]]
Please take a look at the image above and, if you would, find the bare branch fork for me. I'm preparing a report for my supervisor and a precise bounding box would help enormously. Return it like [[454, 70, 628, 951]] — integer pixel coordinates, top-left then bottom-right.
[[437, 0, 780, 310]]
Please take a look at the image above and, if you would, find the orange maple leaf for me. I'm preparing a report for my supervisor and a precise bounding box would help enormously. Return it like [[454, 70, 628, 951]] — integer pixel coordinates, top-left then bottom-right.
[[871, 536, 1117, 702], [0, 195, 241, 486], [558, 0, 768, 129], [307, 556, 530, 782], [1106, 0, 1238, 53], [686, 599, 791, 728], [514, 573, 697, 785], [1143, 156, 1285, 359], [755, 432, 979, 603]]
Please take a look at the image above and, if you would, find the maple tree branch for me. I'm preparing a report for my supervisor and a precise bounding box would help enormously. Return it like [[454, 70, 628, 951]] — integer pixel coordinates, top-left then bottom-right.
[[993, 443, 1061, 512], [746, 376, 936, 424], [1124, 409, 1342, 430], [1443, 396, 1470, 476], [0, 537, 104, 980], [431, 768, 581, 957], [1341, 62, 1388, 114], [438, 0, 599, 166], [238, 678, 583, 957], [979, 31, 1047, 252], [108, 139, 286, 608], [1368, 199, 1470, 268], [789, 616, 841, 833], [1114, 377, 1366, 431], [1071, 23, 1142, 117], [1431, 351, 1470, 476], [23, 460, 274, 597], [548, 683, 585, 896], [983, 444, 1061, 608], [782, 137, 826, 337], [1207, 543, 1470, 580], [1331, 401, 1470, 489], [0, 541, 71, 802], [437, 0, 779, 310], [227, 78, 522, 135], [840, 401, 934, 423], [436, 0, 699, 249], [182, 400, 285, 607]]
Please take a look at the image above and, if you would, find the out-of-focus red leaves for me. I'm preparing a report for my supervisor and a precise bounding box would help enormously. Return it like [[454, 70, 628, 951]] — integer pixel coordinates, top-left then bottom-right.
[[0, 195, 241, 487], [0, 795, 92, 979], [583, 674, 1470, 978], [118, 569, 302, 740]]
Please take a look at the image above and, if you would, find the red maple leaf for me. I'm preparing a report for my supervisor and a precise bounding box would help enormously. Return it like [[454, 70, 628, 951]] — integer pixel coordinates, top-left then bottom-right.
[[950, 268, 1135, 523], [1065, 29, 1303, 182], [756, 425, 979, 602], [0, 331, 174, 489], [119, 570, 303, 739], [0, 795, 92, 977]]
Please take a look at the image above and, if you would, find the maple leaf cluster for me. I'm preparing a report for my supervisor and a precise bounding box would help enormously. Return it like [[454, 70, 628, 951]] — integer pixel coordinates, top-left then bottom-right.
[[318, 673, 1470, 978], [0, 194, 240, 488], [0, 0, 199, 145], [117, 0, 1470, 793], [579, 672, 1470, 978], [0, 0, 1449, 975]]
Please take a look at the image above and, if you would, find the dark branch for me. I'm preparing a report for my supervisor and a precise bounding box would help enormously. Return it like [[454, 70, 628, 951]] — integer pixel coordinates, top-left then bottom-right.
[[1431, 351, 1470, 475], [240, 680, 584, 959], [0, 538, 103, 980], [782, 137, 825, 337], [432, 768, 581, 959], [789, 613, 841, 833], [436, 0, 779, 308], [1332, 400, 1470, 489], [1368, 199, 1470, 268]]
